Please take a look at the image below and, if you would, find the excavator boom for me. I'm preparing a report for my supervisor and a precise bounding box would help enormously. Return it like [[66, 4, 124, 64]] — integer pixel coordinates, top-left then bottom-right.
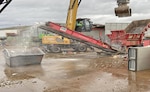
[[66, 0, 81, 30]]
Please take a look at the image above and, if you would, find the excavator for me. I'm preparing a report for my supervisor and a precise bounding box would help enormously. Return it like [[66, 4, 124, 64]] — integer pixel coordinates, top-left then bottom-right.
[[41, 0, 94, 53], [40, 0, 131, 53], [0, 0, 131, 53]]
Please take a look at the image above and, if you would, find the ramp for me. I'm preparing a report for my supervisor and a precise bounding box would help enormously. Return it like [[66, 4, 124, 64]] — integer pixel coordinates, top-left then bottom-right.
[[39, 22, 118, 53], [125, 19, 150, 33]]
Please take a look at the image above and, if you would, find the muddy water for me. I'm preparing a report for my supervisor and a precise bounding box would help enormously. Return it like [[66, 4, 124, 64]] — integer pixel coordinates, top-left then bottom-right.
[[0, 51, 150, 92]]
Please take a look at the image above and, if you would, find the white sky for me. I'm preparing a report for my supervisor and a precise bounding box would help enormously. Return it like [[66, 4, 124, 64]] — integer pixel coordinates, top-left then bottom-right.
[[0, 0, 150, 28]]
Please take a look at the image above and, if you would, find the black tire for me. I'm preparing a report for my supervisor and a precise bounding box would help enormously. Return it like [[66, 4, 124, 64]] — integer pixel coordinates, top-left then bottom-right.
[[50, 46, 61, 53], [78, 45, 87, 52]]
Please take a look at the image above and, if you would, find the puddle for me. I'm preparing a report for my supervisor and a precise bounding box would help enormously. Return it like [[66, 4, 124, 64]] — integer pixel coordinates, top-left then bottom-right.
[[0, 50, 150, 92], [4, 65, 44, 80]]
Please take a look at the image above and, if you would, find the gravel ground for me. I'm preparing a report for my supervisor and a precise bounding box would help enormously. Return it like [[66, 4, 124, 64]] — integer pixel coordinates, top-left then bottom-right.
[[0, 49, 150, 92]]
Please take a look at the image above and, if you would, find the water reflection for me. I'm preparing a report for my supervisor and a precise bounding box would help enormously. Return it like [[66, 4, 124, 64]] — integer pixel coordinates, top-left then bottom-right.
[[4, 65, 44, 80], [62, 60, 92, 78], [128, 71, 150, 92]]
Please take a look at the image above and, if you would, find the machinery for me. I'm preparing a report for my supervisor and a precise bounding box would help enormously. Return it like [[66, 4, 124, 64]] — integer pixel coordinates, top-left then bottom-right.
[[40, 19, 150, 54], [40, 22, 118, 53], [39, 0, 133, 53], [115, 0, 131, 17], [0, 0, 131, 53], [40, 0, 131, 53], [65, 0, 92, 32], [41, 0, 93, 53]]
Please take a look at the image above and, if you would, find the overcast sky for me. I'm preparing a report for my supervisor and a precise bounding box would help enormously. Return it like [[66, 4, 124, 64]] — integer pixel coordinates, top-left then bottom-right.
[[0, 0, 150, 28]]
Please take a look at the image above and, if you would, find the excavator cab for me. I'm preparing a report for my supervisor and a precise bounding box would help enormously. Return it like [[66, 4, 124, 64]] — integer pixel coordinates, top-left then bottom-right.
[[115, 0, 131, 17], [75, 18, 93, 32]]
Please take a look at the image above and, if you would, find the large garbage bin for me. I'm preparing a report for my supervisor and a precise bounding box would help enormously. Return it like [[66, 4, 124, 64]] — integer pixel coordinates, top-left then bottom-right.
[[3, 47, 45, 67]]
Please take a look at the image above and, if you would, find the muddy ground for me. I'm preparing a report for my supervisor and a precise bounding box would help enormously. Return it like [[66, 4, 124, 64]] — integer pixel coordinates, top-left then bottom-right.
[[0, 49, 150, 92]]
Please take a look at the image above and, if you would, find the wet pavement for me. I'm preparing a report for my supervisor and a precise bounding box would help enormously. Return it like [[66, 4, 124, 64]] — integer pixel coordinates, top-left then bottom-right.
[[0, 50, 150, 92]]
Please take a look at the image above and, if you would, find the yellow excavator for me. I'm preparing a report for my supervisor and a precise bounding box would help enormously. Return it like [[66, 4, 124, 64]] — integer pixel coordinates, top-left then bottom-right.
[[41, 0, 131, 53], [41, 0, 93, 53]]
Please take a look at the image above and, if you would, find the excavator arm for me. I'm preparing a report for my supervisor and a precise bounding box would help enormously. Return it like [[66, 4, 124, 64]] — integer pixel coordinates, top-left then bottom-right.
[[0, 0, 12, 13], [66, 0, 81, 30], [66, 0, 92, 32]]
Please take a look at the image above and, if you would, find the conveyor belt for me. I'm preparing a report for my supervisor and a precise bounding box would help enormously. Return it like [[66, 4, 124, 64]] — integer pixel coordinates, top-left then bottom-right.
[[39, 22, 119, 53]]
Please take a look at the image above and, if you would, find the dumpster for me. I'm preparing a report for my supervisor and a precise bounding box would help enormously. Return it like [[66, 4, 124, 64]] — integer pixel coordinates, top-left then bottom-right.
[[3, 47, 45, 67]]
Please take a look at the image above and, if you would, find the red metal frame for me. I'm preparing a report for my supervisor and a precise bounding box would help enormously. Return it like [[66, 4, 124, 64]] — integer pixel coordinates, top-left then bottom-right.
[[42, 22, 150, 52], [107, 30, 144, 47], [46, 22, 114, 50], [143, 40, 150, 46], [107, 23, 150, 47]]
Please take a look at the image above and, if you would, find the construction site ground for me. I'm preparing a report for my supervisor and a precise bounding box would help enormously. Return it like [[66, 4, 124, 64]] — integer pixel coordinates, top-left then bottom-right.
[[0, 47, 150, 92]]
